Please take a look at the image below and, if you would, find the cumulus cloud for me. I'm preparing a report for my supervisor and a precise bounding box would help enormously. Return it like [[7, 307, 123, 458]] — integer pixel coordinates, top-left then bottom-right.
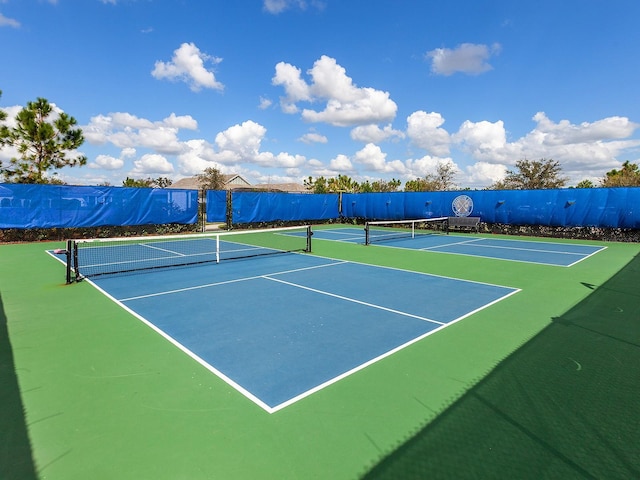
[[465, 162, 507, 185], [152, 42, 224, 92], [350, 124, 405, 143], [451, 112, 640, 185], [298, 132, 328, 144], [353, 143, 406, 174], [404, 156, 457, 179], [0, 13, 20, 28], [406, 111, 451, 156], [263, 0, 325, 14], [258, 96, 273, 110], [83, 112, 196, 154], [130, 153, 174, 176], [427, 43, 501, 76], [89, 154, 125, 170], [272, 55, 397, 126], [329, 154, 353, 172]]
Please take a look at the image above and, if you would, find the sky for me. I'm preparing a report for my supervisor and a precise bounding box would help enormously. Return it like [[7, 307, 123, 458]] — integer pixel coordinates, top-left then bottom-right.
[[1, 0, 639, 189]]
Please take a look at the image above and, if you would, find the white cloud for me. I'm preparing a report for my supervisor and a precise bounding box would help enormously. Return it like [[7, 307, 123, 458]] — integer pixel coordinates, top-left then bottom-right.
[[263, 0, 325, 14], [258, 96, 273, 110], [0, 13, 20, 28], [298, 132, 328, 144], [130, 154, 174, 176], [406, 111, 451, 156], [427, 43, 501, 76], [214, 120, 266, 160], [404, 156, 457, 179], [454, 119, 510, 161], [272, 55, 397, 127], [452, 113, 640, 185], [353, 143, 406, 174], [329, 154, 353, 172], [465, 162, 507, 185], [90, 154, 124, 170], [83, 112, 195, 154], [151, 42, 224, 92], [531, 112, 638, 145], [350, 124, 405, 143]]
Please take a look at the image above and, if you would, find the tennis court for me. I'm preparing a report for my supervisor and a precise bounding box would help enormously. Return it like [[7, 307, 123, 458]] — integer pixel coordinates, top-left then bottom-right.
[[78, 249, 518, 413], [313, 224, 605, 266], [2, 224, 639, 479]]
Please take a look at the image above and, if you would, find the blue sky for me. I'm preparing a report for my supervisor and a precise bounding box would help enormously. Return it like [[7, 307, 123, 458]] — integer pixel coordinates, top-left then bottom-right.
[[1, 0, 639, 188]]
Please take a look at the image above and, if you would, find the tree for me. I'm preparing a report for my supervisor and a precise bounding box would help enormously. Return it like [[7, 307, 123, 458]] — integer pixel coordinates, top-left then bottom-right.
[[405, 163, 457, 192], [491, 158, 567, 190], [600, 161, 640, 187], [0, 90, 9, 175], [196, 167, 225, 190], [360, 178, 402, 193], [304, 176, 328, 193], [0, 97, 86, 183], [304, 175, 360, 193], [122, 176, 173, 188], [574, 179, 595, 189], [327, 174, 359, 193]]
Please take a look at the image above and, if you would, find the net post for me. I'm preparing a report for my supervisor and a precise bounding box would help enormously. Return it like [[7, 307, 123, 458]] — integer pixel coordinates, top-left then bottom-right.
[[364, 222, 370, 245], [65, 239, 73, 284], [306, 225, 312, 252], [72, 240, 82, 282], [411, 220, 415, 239], [215, 234, 220, 263]]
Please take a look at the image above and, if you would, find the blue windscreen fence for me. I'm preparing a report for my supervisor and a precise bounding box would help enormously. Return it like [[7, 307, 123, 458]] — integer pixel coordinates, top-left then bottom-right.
[[206, 190, 227, 222], [0, 183, 198, 229], [2, 183, 639, 230], [342, 188, 640, 228], [231, 191, 340, 223]]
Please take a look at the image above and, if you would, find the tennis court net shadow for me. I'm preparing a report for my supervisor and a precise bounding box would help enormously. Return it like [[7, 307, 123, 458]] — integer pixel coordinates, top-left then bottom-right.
[[0, 292, 38, 480], [362, 254, 640, 480]]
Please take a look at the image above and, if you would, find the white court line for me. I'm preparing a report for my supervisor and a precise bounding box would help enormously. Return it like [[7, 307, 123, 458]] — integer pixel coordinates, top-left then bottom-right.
[[419, 237, 485, 251], [444, 239, 592, 256], [118, 260, 348, 302], [264, 276, 446, 326], [140, 242, 187, 256]]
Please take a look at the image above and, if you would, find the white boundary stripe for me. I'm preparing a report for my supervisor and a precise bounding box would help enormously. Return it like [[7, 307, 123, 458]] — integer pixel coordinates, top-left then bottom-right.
[[118, 260, 348, 302], [268, 286, 521, 413], [140, 242, 187, 256], [264, 276, 446, 325], [70, 252, 522, 414], [84, 277, 276, 413]]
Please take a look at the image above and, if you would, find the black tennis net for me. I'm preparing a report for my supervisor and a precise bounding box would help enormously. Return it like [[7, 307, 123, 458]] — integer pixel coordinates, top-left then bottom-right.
[[364, 218, 448, 245], [65, 225, 312, 282]]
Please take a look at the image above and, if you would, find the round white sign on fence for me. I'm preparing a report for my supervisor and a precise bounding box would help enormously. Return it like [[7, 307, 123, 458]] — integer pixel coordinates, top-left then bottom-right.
[[452, 195, 473, 217]]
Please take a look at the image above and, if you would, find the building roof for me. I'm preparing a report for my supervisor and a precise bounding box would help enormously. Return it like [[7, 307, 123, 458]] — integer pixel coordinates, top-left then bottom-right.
[[168, 174, 250, 190], [169, 175, 308, 193]]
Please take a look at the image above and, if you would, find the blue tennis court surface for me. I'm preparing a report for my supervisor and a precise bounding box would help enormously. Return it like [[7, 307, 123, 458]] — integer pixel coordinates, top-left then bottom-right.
[[89, 253, 519, 413], [313, 227, 605, 266]]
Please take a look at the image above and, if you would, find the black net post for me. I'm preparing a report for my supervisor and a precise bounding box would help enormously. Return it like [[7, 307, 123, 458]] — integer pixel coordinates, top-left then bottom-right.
[[65, 239, 73, 284]]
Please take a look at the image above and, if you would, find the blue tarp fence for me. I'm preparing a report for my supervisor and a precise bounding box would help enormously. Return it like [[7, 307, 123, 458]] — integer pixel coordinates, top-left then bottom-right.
[[2, 183, 639, 230], [206, 190, 227, 222], [0, 183, 198, 229], [231, 191, 340, 223], [342, 189, 640, 228]]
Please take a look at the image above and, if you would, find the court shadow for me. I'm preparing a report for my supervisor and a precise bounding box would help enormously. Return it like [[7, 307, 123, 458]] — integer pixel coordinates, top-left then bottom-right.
[[362, 254, 640, 479], [0, 292, 39, 480]]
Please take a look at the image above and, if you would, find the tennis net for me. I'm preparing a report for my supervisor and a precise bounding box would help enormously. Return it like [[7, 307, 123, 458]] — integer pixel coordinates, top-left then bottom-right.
[[65, 225, 312, 282], [364, 217, 448, 245]]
